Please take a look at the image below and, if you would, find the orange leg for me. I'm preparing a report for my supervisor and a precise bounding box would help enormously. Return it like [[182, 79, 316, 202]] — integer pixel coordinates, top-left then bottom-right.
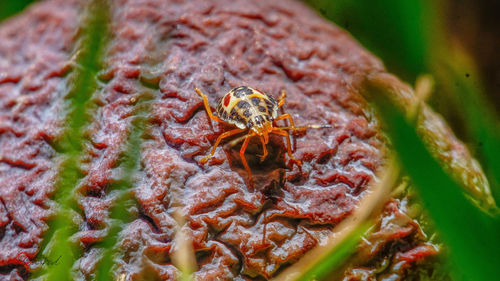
[[274, 113, 295, 127], [240, 132, 255, 183], [195, 88, 223, 123], [278, 90, 287, 107], [201, 128, 246, 164], [274, 113, 296, 152], [257, 135, 268, 162], [271, 128, 302, 167]]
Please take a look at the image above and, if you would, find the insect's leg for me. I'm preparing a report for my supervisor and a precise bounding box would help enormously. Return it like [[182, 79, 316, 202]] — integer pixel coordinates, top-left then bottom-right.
[[201, 128, 246, 164], [278, 89, 287, 107], [240, 132, 254, 184], [195, 88, 223, 123], [274, 113, 296, 152], [257, 135, 268, 162], [271, 128, 302, 167], [274, 113, 295, 127]]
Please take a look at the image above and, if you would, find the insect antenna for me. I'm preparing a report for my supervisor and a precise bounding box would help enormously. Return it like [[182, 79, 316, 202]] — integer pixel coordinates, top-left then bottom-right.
[[229, 133, 250, 147], [278, 124, 331, 131]]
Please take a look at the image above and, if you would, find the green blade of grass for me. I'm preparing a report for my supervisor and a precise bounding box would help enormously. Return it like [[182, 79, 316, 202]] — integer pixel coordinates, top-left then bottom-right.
[[365, 73, 497, 212], [369, 84, 500, 281], [294, 223, 370, 281], [30, 0, 110, 279], [306, 0, 500, 205]]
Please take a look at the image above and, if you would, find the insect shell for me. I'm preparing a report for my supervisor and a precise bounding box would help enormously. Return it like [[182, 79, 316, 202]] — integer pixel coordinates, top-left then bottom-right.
[[195, 85, 329, 185], [214, 86, 278, 133]]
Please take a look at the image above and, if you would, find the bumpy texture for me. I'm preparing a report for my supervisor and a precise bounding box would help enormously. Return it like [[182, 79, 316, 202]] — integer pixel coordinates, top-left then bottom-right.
[[0, 0, 79, 279], [0, 0, 483, 280]]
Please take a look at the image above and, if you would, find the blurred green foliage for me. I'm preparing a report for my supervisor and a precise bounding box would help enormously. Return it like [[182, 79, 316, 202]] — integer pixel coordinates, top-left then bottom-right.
[[0, 0, 36, 22], [305, 0, 500, 280], [32, 0, 110, 280], [306, 0, 435, 82], [296, 223, 370, 281], [369, 82, 500, 281]]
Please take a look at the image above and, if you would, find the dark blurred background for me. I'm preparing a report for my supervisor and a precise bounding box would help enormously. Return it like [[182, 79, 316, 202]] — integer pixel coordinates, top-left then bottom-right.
[[447, 0, 500, 111], [1, 0, 498, 116], [304, 0, 500, 159]]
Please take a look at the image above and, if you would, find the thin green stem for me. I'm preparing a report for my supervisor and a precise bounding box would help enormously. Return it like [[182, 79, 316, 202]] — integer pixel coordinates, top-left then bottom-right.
[[31, 0, 110, 280]]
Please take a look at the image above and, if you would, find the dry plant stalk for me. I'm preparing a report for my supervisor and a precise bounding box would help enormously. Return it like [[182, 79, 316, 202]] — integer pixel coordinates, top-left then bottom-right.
[[172, 210, 196, 281]]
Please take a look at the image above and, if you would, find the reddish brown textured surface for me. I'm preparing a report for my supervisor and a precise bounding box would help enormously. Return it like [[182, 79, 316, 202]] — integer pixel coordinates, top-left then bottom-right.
[[342, 198, 441, 281], [0, 0, 79, 280], [0, 0, 447, 280]]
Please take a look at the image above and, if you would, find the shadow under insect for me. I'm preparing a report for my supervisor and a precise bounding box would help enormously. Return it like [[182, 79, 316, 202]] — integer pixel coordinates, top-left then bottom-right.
[[225, 132, 288, 190]]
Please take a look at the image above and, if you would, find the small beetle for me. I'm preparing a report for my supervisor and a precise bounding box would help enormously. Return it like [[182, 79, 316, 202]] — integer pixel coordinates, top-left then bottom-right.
[[195, 86, 330, 183]]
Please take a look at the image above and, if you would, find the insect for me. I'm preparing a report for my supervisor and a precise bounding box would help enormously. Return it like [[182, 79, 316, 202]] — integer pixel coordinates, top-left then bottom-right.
[[195, 86, 330, 183]]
